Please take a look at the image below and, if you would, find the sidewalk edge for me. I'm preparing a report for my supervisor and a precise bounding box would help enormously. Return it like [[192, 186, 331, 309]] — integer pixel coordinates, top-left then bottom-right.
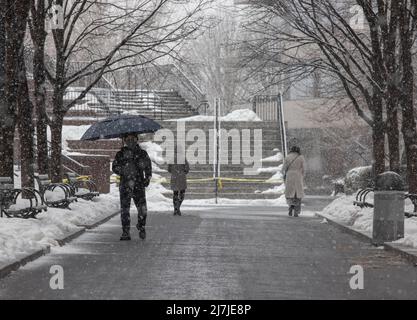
[[0, 210, 120, 279], [315, 212, 417, 266]]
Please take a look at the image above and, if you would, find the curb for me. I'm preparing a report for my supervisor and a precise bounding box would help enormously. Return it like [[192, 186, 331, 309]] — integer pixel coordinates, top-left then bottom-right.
[[79, 210, 120, 229], [56, 228, 86, 246], [315, 212, 373, 243], [0, 247, 51, 279], [316, 212, 417, 266], [0, 210, 120, 280]]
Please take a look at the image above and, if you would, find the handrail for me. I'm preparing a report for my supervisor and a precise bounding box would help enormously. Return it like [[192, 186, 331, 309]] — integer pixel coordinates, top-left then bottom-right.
[[278, 93, 288, 157], [170, 63, 205, 99], [33, 132, 90, 176]]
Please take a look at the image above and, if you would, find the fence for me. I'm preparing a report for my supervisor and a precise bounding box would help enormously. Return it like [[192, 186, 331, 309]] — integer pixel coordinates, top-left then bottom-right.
[[64, 88, 165, 119], [253, 94, 288, 157]]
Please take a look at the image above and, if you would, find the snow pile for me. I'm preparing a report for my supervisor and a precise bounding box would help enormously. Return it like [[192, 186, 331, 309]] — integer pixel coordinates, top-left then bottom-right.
[[0, 187, 120, 268], [222, 109, 262, 122], [48, 125, 90, 152], [396, 219, 417, 248], [173, 109, 262, 122], [321, 195, 417, 248], [140, 141, 165, 167], [182, 194, 288, 207], [259, 184, 286, 195], [262, 152, 283, 163]]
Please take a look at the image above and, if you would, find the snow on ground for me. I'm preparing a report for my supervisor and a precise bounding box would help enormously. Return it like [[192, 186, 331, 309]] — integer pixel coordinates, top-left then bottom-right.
[[321, 195, 417, 248], [180, 194, 288, 207], [0, 186, 120, 268], [171, 109, 262, 122], [259, 184, 286, 195]]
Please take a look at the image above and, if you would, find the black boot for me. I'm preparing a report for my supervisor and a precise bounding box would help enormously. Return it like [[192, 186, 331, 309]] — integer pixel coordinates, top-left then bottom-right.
[[120, 227, 131, 241], [136, 217, 146, 240], [173, 200, 180, 216], [288, 206, 294, 217]]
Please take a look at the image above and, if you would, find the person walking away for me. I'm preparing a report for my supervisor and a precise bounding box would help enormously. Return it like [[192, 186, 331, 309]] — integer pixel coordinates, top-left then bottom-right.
[[282, 146, 306, 217], [112, 134, 152, 240], [168, 145, 190, 216]]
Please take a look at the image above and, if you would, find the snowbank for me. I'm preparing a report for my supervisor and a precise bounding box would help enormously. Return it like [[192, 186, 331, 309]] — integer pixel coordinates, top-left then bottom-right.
[[321, 195, 417, 248], [262, 152, 283, 163], [0, 187, 120, 268], [259, 184, 286, 195], [48, 125, 90, 152], [172, 109, 262, 122], [182, 194, 288, 207]]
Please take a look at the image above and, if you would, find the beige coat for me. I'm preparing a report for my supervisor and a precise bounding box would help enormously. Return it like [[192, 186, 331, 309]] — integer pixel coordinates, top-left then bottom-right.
[[282, 152, 306, 199]]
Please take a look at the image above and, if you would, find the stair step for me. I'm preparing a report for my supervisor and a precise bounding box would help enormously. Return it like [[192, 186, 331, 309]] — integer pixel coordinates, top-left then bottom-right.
[[162, 192, 282, 200]]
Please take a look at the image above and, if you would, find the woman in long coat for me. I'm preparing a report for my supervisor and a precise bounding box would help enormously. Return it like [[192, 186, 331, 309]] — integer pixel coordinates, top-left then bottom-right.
[[281, 146, 306, 217], [168, 146, 190, 216]]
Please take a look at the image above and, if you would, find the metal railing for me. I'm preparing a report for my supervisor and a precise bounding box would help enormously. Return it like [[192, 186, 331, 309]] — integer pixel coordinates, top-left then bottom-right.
[[64, 88, 165, 119]]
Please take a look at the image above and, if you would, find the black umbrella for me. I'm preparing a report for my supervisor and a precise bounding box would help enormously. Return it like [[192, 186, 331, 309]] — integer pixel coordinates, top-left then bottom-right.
[[80, 114, 162, 141]]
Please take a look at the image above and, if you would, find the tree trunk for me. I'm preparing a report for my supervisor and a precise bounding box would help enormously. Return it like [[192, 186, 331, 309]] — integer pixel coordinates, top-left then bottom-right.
[[401, 44, 417, 193], [31, 0, 49, 175], [386, 105, 400, 173], [36, 112, 49, 174], [372, 119, 386, 176], [17, 49, 35, 191], [50, 91, 64, 183], [33, 47, 49, 174], [0, 0, 30, 180]]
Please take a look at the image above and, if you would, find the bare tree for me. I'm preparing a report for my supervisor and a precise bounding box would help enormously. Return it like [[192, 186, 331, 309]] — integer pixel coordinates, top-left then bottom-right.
[[29, 0, 51, 175], [0, 0, 31, 180], [34, 0, 208, 182], [178, 6, 248, 113], [239, 0, 417, 191]]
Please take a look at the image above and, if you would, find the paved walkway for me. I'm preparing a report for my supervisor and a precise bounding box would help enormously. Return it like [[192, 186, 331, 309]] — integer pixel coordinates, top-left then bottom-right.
[[1, 203, 417, 300]]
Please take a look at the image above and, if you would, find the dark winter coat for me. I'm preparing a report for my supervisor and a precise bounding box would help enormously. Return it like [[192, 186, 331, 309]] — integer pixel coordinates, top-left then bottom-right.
[[168, 160, 190, 191], [112, 145, 152, 189]]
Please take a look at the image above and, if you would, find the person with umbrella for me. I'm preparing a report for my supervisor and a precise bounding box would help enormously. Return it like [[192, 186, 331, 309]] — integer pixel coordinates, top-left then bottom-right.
[[81, 115, 161, 241], [112, 133, 152, 240]]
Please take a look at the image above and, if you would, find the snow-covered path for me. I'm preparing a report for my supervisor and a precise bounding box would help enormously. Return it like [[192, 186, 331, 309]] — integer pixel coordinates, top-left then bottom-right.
[[1, 202, 417, 300]]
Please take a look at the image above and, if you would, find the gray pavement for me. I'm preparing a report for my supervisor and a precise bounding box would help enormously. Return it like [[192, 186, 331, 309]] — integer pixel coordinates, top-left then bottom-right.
[[1, 202, 417, 300]]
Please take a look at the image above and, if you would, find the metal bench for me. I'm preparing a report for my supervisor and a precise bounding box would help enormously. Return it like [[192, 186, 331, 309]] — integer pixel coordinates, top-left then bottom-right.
[[353, 188, 374, 208], [0, 177, 47, 219], [64, 173, 99, 201], [354, 189, 417, 219], [33, 174, 77, 209]]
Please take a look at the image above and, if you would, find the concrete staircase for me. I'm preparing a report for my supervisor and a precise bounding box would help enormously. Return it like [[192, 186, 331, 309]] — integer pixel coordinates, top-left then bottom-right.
[[65, 89, 199, 122], [157, 121, 284, 200], [67, 121, 285, 200]]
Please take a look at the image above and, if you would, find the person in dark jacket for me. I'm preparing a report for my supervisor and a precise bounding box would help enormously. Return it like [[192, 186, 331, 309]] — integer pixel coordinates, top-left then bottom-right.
[[112, 134, 152, 241], [168, 145, 189, 216]]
